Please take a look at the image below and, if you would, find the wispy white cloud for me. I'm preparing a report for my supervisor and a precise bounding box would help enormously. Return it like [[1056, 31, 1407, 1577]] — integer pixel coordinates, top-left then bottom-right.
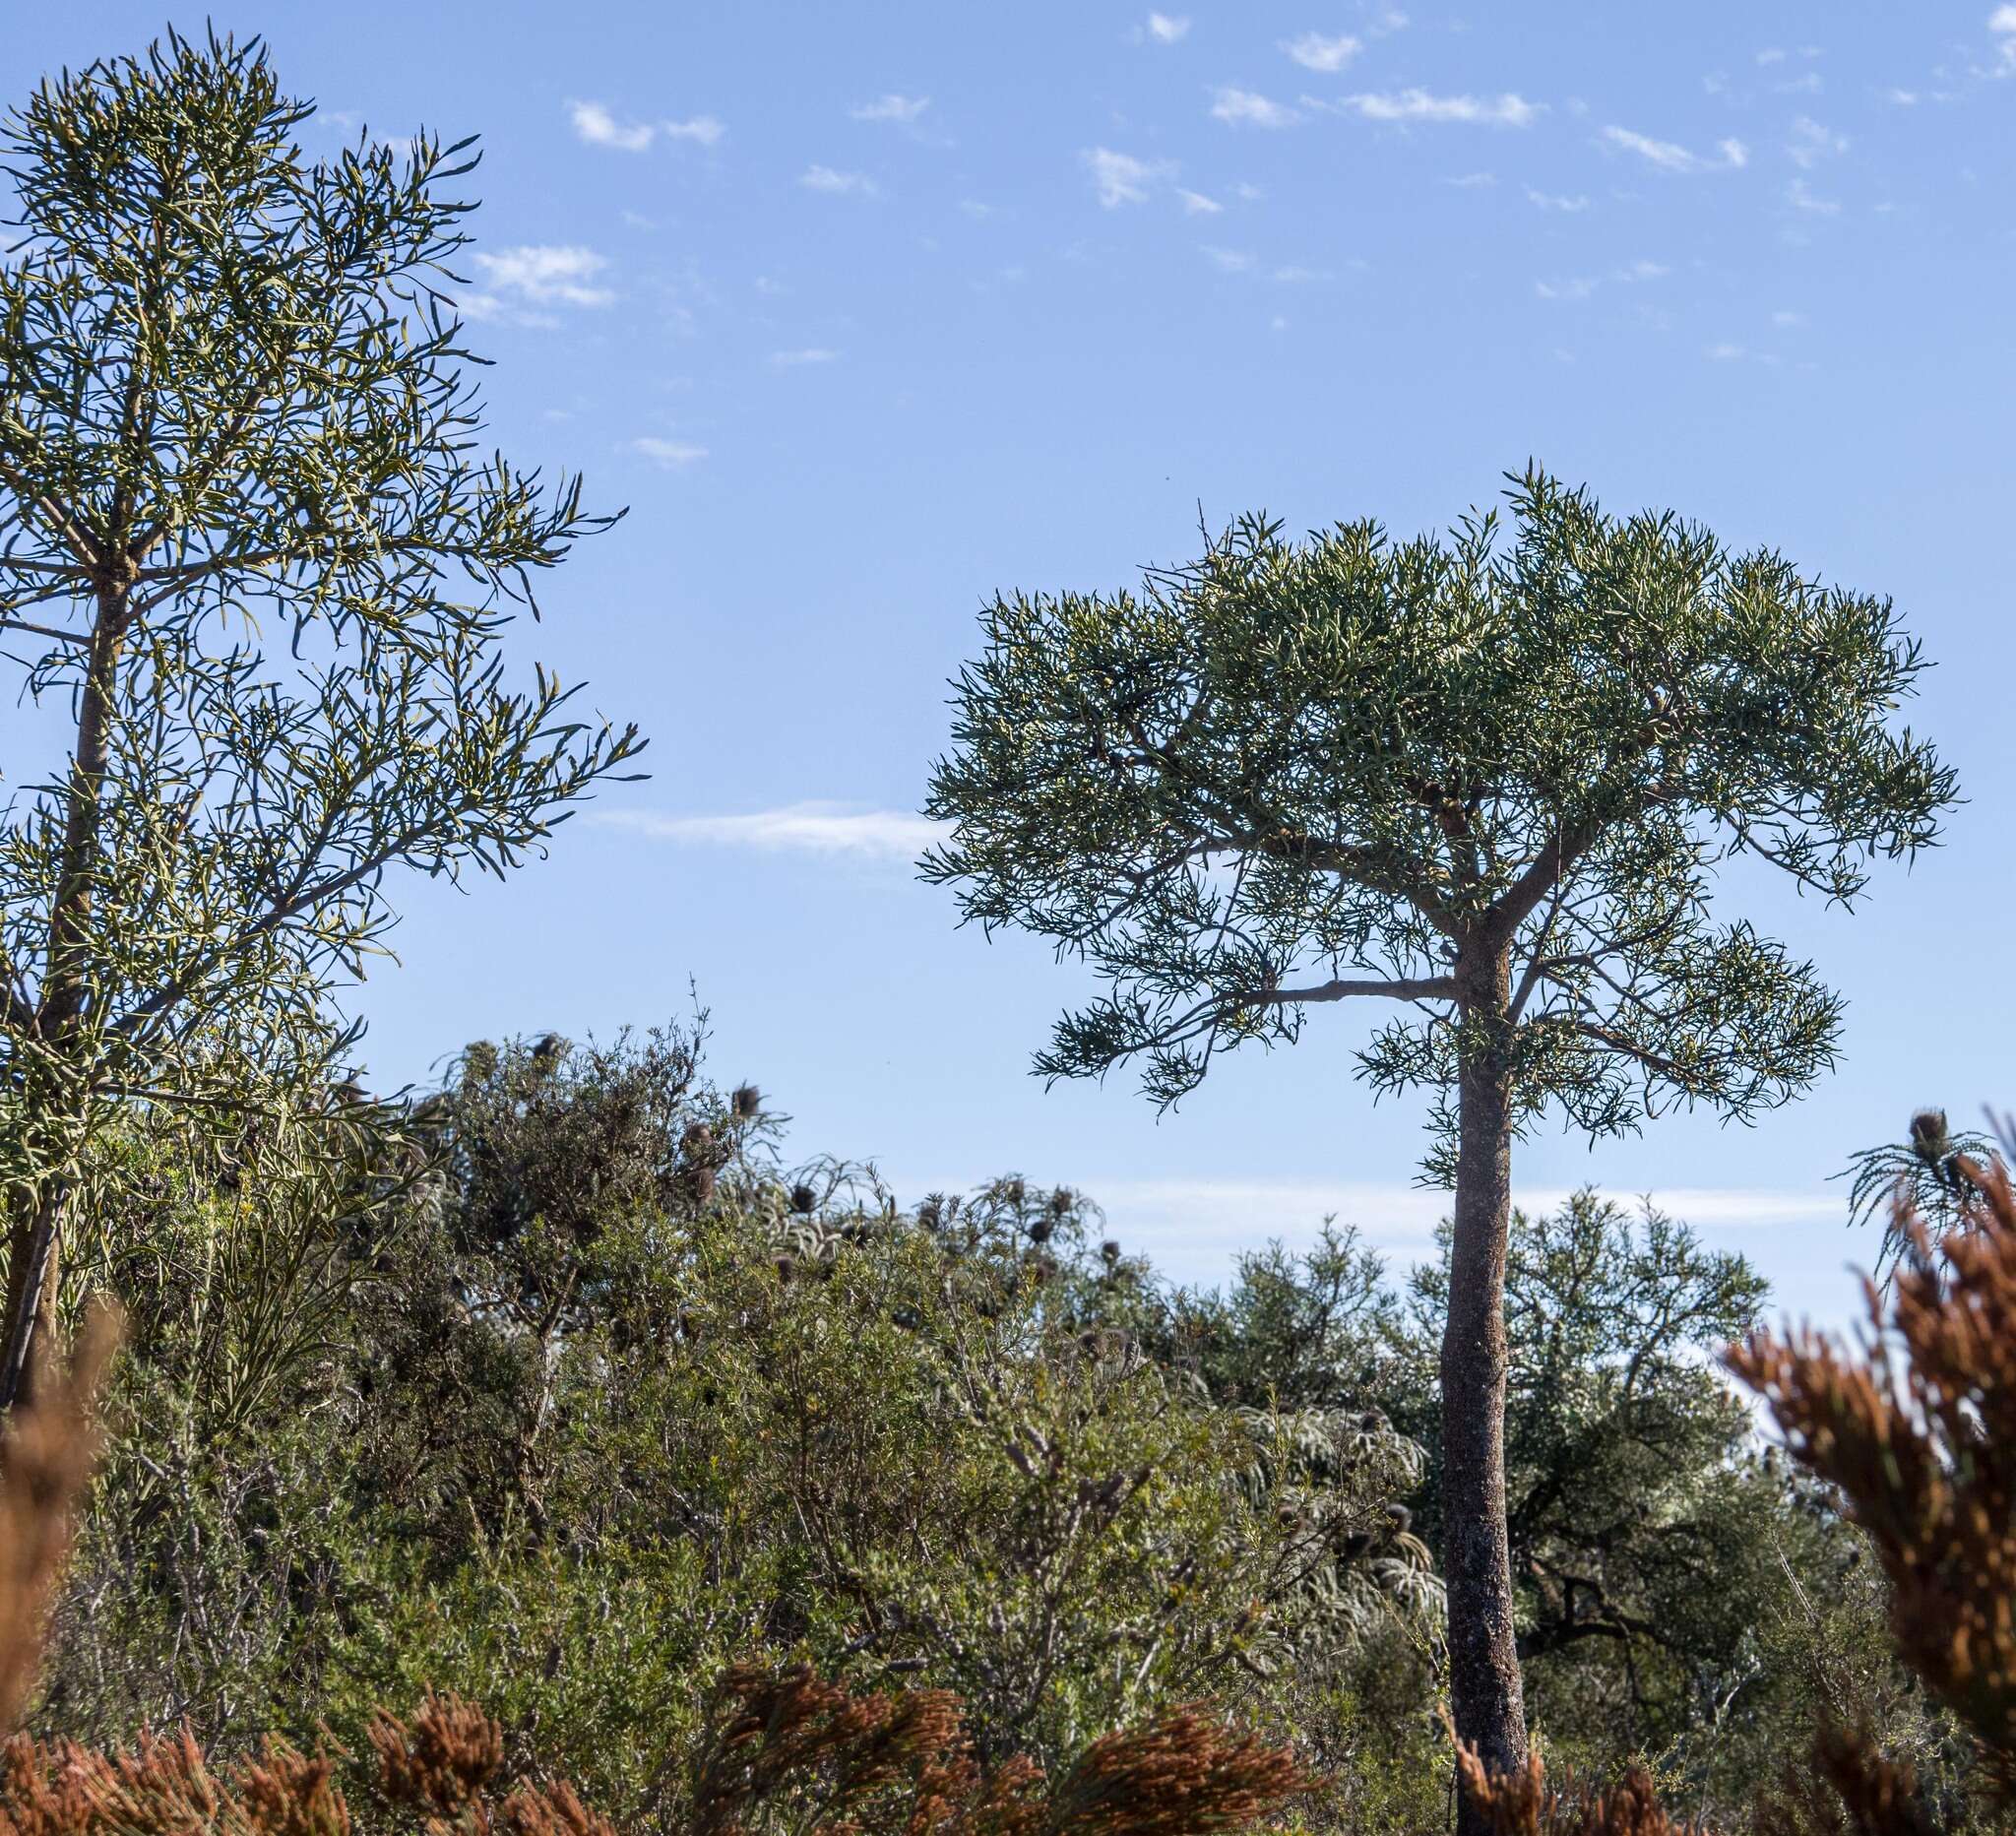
[[851, 94, 930, 124], [1340, 89, 1542, 126], [1178, 187, 1224, 214], [1283, 31, 1361, 72], [1773, 308, 1808, 327], [1537, 258, 1667, 303], [663, 115, 726, 147], [1786, 175, 1841, 215], [800, 163, 879, 196], [1146, 11, 1191, 42], [1995, 4, 2016, 70], [629, 437, 708, 468], [1445, 169, 1497, 187], [1787, 115, 1848, 167], [1201, 245, 1254, 272], [1211, 87, 1302, 127], [1082, 146, 1176, 207], [770, 347, 840, 367], [568, 99, 655, 152], [467, 244, 614, 311], [1600, 125, 1748, 172], [597, 803, 946, 861], [970, 1176, 1842, 1285], [1705, 342, 1748, 360], [1526, 187, 1589, 211]]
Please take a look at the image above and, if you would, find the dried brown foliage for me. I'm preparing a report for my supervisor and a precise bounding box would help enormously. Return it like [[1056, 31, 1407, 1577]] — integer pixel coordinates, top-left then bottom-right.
[[0, 1307, 121, 1733], [0, 1699, 610, 1836], [689, 1662, 1310, 1835], [0, 1726, 347, 1836], [1726, 1155, 2016, 1798], [368, 1695, 505, 1823], [1452, 1742, 1706, 1836], [0, 1656, 1298, 1836]]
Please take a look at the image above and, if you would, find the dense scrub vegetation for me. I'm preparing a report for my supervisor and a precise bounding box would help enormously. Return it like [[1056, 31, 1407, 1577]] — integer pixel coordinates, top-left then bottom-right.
[[0, 1028, 1994, 1832]]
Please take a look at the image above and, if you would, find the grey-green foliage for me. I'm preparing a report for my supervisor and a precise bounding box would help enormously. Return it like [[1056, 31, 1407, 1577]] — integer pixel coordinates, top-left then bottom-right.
[[44, 1030, 1440, 1823], [0, 28, 642, 1206], [923, 467, 1954, 1174]]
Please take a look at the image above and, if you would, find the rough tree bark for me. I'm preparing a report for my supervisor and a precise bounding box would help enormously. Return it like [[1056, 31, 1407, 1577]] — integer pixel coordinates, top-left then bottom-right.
[[1440, 941, 1529, 1830], [0, 578, 130, 1410]]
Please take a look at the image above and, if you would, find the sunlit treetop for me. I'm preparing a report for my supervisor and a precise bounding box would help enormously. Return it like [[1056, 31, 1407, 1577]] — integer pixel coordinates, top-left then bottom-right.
[[924, 466, 1955, 1177]]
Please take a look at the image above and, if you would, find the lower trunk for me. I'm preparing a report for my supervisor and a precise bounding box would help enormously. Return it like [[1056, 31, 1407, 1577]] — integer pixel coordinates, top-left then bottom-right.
[[1440, 960, 1528, 1831], [0, 1179, 66, 1411]]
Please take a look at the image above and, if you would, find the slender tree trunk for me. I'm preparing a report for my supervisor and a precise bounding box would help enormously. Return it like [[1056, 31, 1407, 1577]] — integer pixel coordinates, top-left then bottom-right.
[[1441, 944, 1528, 1830], [0, 579, 129, 1411]]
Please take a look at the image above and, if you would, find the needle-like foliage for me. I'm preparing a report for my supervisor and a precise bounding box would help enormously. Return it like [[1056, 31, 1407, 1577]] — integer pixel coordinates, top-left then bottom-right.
[[923, 466, 1954, 1798], [922, 467, 1951, 1805], [0, 29, 644, 1400], [924, 468, 1949, 1149]]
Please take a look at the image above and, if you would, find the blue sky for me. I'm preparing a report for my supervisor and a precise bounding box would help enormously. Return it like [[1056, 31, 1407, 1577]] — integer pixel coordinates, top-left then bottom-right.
[[21, 3, 2016, 1325]]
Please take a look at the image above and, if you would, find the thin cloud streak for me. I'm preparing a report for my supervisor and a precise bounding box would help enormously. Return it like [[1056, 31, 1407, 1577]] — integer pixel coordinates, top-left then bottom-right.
[[852, 94, 930, 124], [596, 803, 948, 861], [800, 164, 879, 196], [629, 437, 708, 468], [1340, 90, 1542, 126], [1601, 125, 1748, 171], [882, 1174, 1847, 1289]]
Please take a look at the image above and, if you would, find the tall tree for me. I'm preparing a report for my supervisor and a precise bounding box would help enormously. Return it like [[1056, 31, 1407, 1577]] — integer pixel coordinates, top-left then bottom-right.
[[921, 467, 1953, 1809], [0, 30, 643, 1403]]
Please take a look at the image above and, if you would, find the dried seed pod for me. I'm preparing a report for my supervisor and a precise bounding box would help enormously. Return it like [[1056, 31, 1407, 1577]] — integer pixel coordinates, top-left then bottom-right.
[[1101, 1238, 1122, 1265], [732, 1082, 762, 1119], [775, 1255, 795, 1286], [1027, 1217, 1053, 1245], [789, 1182, 818, 1215]]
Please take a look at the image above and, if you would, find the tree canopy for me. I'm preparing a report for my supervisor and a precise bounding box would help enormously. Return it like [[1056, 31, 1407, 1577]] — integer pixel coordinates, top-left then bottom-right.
[[0, 29, 642, 1392], [924, 466, 1954, 1173]]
